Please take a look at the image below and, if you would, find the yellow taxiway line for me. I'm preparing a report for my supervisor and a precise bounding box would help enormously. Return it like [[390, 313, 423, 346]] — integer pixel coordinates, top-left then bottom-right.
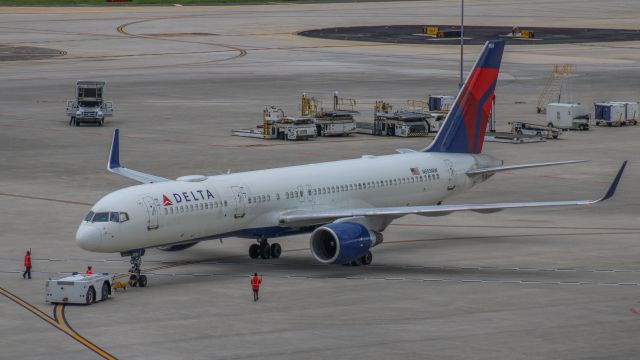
[[0, 287, 117, 360]]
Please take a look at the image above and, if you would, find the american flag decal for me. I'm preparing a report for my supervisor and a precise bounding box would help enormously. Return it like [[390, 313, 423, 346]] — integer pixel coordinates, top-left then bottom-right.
[[410, 167, 420, 176]]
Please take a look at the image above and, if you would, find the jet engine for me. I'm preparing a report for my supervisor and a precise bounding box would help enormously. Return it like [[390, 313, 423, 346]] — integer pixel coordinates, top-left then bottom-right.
[[158, 242, 199, 252], [310, 222, 383, 264]]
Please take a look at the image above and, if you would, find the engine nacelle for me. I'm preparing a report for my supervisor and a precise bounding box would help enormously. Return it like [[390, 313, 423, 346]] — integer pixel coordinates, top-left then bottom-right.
[[310, 222, 383, 264], [158, 242, 199, 252]]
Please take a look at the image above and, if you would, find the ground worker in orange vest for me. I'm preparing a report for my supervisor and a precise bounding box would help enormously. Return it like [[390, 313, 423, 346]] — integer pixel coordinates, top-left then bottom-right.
[[22, 250, 32, 279], [85, 266, 93, 275], [250, 272, 262, 301]]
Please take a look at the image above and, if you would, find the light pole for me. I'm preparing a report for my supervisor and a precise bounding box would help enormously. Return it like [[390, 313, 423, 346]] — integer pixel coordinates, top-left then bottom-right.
[[459, 0, 464, 89]]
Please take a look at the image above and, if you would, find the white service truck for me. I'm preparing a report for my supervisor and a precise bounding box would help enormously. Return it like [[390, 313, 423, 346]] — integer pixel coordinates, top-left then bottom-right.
[[45, 273, 112, 305], [66, 80, 113, 127]]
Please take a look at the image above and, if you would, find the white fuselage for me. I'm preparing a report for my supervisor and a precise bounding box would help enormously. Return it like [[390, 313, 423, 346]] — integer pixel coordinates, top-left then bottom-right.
[[75, 152, 500, 253]]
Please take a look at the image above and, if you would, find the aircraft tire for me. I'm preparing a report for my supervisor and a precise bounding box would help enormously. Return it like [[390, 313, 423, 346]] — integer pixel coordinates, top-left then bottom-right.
[[249, 244, 260, 259], [260, 245, 271, 259], [270, 243, 282, 258], [361, 251, 372, 266], [138, 275, 147, 288], [129, 274, 138, 287]]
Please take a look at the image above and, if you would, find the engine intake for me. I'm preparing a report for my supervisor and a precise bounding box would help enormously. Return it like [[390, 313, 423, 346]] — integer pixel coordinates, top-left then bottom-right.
[[310, 222, 383, 264]]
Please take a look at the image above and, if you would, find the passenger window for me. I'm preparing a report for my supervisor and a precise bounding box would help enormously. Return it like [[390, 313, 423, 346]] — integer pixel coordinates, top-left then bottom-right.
[[262, 195, 266, 202], [437, 174, 440, 179], [286, 193, 289, 199], [224, 200, 228, 207], [276, 193, 280, 200], [92, 212, 109, 222], [205, 203, 209, 209], [180, 205, 184, 213], [308, 189, 312, 196], [331, 186, 335, 193], [170, 207, 174, 214], [190, 205, 194, 211], [248, 197, 252, 204], [312, 189, 317, 195], [84, 211, 95, 222], [120, 212, 130, 222], [322, 188, 326, 194], [267, 195, 271, 201], [209, 202, 213, 208]]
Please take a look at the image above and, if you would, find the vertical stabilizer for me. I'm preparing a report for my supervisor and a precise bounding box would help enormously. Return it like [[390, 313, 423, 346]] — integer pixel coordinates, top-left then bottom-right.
[[425, 40, 505, 154]]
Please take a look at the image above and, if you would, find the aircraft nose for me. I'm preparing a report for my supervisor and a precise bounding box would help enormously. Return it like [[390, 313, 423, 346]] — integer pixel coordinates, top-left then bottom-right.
[[75, 224, 102, 252]]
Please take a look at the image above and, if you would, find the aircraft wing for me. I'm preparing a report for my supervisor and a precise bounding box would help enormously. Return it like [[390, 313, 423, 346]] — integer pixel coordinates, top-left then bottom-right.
[[107, 129, 170, 184], [278, 161, 626, 226], [466, 160, 588, 176]]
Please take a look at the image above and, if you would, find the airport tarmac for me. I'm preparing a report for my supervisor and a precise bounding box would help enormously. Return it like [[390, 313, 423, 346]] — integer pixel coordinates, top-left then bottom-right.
[[1, 0, 640, 359]]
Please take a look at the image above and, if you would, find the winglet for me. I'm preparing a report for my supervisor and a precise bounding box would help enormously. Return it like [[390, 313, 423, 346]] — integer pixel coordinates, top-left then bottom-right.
[[108, 128, 120, 170], [599, 161, 627, 202]]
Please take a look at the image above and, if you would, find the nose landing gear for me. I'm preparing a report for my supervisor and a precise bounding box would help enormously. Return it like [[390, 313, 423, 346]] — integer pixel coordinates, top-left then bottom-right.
[[121, 249, 147, 287], [249, 238, 282, 260]]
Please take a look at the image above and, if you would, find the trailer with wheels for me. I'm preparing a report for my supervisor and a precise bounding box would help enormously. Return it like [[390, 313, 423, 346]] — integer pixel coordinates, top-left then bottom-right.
[[45, 273, 112, 305], [510, 122, 561, 139], [65, 80, 113, 127]]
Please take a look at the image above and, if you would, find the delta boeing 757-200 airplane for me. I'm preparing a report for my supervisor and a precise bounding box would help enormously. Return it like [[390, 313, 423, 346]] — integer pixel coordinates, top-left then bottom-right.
[[76, 40, 626, 287]]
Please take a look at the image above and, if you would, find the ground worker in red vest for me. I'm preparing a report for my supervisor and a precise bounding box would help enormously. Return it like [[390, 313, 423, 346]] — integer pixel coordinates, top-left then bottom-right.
[[250, 272, 262, 301], [85, 266, 93, 275], [22, 250, 32, 279]]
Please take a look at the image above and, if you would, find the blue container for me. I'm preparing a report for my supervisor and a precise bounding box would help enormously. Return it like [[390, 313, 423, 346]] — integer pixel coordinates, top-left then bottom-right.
[[594, 104, 611, 121]]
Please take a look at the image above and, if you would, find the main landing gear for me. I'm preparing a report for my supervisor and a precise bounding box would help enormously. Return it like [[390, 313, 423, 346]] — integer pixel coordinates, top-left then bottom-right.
[[249, 238, 282, 260], [122, 249, 148, 287], [348, 251, 373, 266]]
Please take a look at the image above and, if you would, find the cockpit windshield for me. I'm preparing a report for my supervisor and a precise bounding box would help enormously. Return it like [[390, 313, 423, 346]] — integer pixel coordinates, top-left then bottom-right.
[[92, 212, 109, 222], [84, 211, 129, 223]]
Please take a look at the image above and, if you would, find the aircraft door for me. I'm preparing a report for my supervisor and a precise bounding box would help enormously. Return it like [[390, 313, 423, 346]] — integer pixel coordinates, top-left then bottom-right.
[[142, 196, 159, 230], [444, 159, 456, 191], [230, 186, 247, 218]]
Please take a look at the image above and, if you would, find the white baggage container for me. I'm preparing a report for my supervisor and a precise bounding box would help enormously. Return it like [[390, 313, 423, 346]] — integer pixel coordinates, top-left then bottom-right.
[[45, 273, 112, 305], [546, 103, 590, 130], [610, 102, 638, 121]]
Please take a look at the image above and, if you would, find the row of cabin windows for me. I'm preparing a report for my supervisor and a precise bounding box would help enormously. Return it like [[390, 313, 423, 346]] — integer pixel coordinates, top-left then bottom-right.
[[247, 173, 442, 204], [162, 173, 442, 213], [293, 173, 440, 198], [164, 200, 228, 215], [248, 194, 273, 204]]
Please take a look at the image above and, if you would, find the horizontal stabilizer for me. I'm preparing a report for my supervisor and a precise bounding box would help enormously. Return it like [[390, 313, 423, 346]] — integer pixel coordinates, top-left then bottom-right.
[[107, 129, 169, 184], [466, 160, 588, 176]]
